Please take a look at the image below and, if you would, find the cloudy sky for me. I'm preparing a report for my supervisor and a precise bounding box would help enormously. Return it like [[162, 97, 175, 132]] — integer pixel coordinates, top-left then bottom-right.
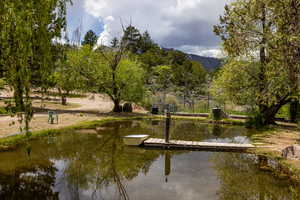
[[67, 0, 232, 57]]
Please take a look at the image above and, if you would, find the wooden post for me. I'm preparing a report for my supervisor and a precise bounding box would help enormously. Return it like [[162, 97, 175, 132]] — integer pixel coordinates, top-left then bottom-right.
[[165, 111, 171, 143]]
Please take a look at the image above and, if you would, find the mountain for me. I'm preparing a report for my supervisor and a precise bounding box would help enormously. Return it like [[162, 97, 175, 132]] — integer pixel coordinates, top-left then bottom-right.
[[187, 54, 222, 71], [162, 47, 222, 71]]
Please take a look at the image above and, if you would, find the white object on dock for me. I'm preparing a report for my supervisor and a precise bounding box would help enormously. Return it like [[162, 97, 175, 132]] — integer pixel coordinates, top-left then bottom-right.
[[123, 135, 150, 146]]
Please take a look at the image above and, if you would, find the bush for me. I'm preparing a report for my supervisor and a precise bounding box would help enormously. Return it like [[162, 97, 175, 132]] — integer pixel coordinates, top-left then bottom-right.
[[0, 107, 8, 115], [245, 113, 264, 129]]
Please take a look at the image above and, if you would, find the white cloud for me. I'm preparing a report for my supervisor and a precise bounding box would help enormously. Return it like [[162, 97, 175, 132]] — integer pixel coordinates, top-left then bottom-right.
[[82, 0, 231, 56], [178, 45, 223, 57]]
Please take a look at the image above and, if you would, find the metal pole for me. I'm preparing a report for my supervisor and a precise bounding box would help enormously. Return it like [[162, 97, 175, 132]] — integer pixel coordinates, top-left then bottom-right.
[[165, 110, 171, 143]]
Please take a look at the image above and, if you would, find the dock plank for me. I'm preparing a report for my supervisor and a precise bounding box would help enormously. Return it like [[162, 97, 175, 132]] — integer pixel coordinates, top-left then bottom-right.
[[143, 138, 255, 151]]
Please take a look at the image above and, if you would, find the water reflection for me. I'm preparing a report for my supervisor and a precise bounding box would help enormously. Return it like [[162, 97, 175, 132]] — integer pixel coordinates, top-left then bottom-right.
[[212, 153, 300, 200], [164, 151, 171, 183], [0, 120, 298, 200]]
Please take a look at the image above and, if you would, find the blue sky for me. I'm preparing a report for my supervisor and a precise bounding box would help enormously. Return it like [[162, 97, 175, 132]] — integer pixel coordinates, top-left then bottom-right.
[[66, 0, 232, 57], [67, 0, 103, 39]]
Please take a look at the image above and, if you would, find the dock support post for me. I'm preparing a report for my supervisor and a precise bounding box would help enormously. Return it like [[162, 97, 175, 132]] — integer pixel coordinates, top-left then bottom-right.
[[165, 111, 171, 143]]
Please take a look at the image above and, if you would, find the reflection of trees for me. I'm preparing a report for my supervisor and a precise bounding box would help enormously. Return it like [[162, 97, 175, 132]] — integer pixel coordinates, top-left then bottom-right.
[[212, 152, 300, 200], [61, 121, 162, 200], [0, 120, 163, 199], [0, 164, 58, 199], [147, 119, 253, 142]]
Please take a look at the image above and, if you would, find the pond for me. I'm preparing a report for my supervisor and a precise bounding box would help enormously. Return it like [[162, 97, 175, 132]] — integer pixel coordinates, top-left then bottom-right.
[[0, 119, 299, 200]]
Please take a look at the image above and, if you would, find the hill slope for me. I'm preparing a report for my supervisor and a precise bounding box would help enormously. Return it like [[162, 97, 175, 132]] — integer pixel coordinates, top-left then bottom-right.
[[188, 54, 221, 71]]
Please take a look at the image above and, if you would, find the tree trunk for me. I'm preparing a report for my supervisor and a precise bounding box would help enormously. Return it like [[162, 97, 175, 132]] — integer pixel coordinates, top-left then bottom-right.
[[58, 88, 67, 105], [113, 99, 122, 112], [260, 106, 279, 125], [61, 95, 67, 105], [14, 77, 24, 112], [290, 100, 299, 123], [259, 99, 290, 125]]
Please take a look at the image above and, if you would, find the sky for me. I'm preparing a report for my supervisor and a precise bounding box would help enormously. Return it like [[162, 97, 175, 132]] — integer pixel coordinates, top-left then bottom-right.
[[66, 0, 232, 57]]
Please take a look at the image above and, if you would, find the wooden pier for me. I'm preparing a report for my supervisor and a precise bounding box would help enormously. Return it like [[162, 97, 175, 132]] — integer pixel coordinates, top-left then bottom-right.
[[143, 138, 255, 151]]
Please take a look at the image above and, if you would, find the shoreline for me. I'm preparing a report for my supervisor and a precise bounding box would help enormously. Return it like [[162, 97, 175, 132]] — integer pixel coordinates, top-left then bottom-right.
[[0, 114, 300, 184], [250, 128, 300, 183]]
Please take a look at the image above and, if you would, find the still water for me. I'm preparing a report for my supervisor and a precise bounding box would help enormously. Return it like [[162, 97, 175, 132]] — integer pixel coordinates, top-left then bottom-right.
[[0, 119, 299, 200]]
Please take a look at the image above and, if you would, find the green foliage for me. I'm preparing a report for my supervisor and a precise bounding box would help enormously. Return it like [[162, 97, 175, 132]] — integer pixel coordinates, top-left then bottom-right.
[[214, 0, 300, 125], [122, 25, 142, 53], [0, 79, 5, 90], [210, 59, 258, 107], [153, 65, 173, 93], [0, 107, 8, 115], [82, 30, 98, 47], [0, 0, 70, 133], [68, 46, 145, 110], [245, 113, 264, 129], [53, 44, 83, 104]]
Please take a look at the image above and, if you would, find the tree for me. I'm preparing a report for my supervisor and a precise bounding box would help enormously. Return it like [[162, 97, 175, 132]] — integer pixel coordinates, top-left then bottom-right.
[[81, 30, 98, 47], [0, 0, 69, 133], [111, 37, 119, 48], [72, 45, 145, 112], [54, 45, 81, 105], [210, 59, 259, 109], [153, 65, 174, 104], [172, 60, 207, 109], [121, 25, 142, 54], [214, 0, 300, 125], [138, 31, 157, 53]]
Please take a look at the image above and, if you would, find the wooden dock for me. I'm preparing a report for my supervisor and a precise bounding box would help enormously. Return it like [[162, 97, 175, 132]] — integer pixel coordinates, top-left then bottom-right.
[[143, 138, 255, 151]]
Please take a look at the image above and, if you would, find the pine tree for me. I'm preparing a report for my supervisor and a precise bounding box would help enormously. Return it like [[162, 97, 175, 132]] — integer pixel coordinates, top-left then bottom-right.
[[121, 25, 141, 53], [82, 30, 98, 47]]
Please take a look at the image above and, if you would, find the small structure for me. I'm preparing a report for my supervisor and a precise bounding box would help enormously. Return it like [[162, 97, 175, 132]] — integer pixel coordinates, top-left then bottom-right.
[[48, 111, 58, 124], [123, 135, 150, 146], [212, 107, 228, 120], [212, 107, 222, 120]]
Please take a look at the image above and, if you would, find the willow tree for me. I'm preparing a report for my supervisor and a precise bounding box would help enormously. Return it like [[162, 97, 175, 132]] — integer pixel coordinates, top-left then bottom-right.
[[214, 0, 300, 125], [0, 0, 70, 133]]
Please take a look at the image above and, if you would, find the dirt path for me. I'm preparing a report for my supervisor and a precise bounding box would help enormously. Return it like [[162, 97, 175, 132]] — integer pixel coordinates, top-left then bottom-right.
[[0, 93, 114, 137], [67, 94, 113, 112]]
